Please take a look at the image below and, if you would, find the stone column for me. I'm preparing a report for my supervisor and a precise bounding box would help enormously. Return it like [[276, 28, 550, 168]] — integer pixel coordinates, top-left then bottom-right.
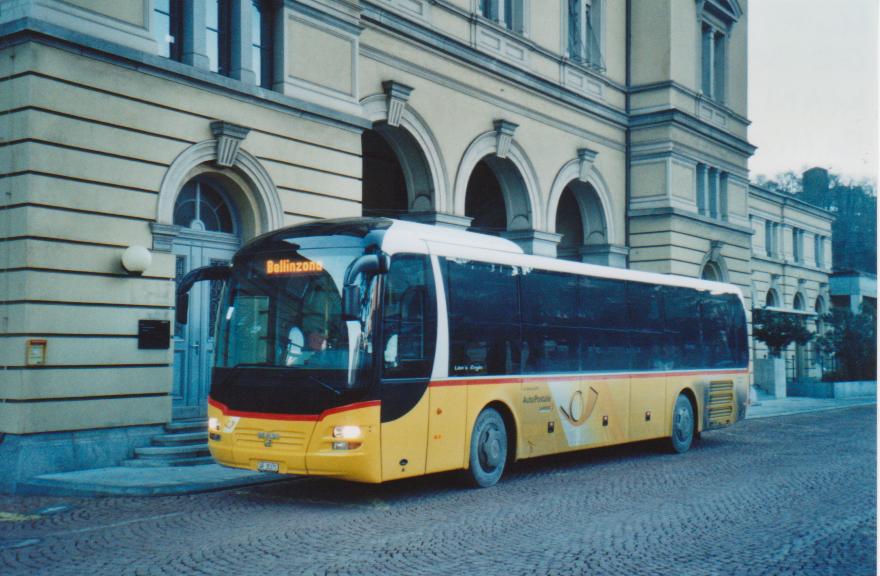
[[230, 0, 257, 84], [578, 243, 629, 268], [182, 0, 210, 69], [400, 212, 473, 230]]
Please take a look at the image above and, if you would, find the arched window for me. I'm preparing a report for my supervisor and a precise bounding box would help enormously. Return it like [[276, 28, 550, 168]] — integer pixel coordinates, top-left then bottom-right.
[[765, 289, 778, 308], [173, 177, 237, 234], [793, 293, 805, 311], [701, 261, 722, 281]]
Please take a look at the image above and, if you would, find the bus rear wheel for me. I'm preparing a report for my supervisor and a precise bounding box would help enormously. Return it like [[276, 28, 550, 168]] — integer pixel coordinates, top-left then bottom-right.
[[467, 408, 508, 488], [669, 394, 696, 454]]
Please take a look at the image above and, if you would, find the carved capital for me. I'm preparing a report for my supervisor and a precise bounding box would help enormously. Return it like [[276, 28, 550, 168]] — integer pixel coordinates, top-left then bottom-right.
[[577, 147, 599, 182], [494, 120, 518, 159], [150, 222, 181, 253], [210, 121, 251, 167], [382, 81, 414, 127]]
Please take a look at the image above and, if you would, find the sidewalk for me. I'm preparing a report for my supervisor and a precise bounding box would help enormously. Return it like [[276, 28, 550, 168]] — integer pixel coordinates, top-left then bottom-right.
[[746, 390, 876, 419], [14, 392, 876, 497], [16, 465, 284, 498]]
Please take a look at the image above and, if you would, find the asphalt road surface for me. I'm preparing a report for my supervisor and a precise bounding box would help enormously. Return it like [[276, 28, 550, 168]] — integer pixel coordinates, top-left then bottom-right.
[[0, 405, 875, 576]]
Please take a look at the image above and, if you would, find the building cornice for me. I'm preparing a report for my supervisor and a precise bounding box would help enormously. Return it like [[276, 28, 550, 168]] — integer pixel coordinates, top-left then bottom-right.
[[629, 108, 756, 157], [628, 80, 750, 126], [359, 1, 630, 128], [751, 254, 833, 277], [628, 207, 754, 236], [749, 184, 836, 223]]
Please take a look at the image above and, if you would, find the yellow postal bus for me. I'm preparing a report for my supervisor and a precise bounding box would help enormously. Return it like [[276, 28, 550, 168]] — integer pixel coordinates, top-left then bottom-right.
[[178, 217, 749, 487]]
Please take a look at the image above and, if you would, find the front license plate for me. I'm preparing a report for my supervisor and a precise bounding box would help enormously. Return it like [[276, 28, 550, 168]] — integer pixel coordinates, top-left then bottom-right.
[[257, 461, 279, 473]]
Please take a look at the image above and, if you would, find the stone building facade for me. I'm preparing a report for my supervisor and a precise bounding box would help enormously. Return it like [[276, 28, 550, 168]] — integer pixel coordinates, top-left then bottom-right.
[[0, 0, 756, 488], [748, 184, 833, 390]]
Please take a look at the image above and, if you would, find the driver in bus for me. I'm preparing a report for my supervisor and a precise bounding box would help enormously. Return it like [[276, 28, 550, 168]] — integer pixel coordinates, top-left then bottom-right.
[[300, 274, 342, 352]]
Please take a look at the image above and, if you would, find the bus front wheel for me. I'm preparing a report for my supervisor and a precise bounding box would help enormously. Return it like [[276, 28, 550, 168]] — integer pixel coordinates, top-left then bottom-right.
[[669, 394, 696, 454], [467, 408, 508, 488]]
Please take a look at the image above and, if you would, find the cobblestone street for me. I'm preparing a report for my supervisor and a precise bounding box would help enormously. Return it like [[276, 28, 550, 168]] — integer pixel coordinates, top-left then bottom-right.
[[0, 406, 875, 576]]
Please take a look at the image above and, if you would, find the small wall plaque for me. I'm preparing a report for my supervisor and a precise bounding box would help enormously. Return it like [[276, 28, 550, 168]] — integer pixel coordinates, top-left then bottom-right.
[[26, 339, 47, 366], [138, 320, 171, 350]]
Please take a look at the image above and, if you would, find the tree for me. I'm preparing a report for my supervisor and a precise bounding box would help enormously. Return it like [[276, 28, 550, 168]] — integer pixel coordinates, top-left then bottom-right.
[[815, 303, 877, 381], [752, 308, 813, 357]]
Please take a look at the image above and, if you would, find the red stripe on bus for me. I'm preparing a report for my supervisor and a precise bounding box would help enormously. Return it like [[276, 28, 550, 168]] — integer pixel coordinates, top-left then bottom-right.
[[429, 368, 748, 387], [207, 397, 381, 422]]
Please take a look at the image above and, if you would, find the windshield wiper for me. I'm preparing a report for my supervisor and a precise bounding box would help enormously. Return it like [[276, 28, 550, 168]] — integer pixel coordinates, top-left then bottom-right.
[[305, 373, 342, 396]]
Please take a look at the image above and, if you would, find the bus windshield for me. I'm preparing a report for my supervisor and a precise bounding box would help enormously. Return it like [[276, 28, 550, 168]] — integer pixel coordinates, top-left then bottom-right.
[[214, 240, 377, 391]]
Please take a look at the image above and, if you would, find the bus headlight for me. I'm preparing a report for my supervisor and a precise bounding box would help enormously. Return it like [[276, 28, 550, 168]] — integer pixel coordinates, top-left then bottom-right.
[[209, 417, 220, 432], [333, 425, 361, 440]]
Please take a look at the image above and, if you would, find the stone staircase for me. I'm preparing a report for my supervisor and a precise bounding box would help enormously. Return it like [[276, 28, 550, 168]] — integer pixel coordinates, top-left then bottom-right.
[[123, 418, 213, 467]]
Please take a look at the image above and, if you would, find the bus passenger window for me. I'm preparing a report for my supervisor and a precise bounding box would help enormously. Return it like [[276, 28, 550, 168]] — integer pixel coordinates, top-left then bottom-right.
[[444, 259, 521, 377], [382, 255, 437, 379]]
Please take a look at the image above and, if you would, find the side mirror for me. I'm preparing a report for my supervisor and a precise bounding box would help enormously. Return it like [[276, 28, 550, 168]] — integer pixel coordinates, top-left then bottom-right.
[[176, 264, 232, 325], [341, 253, 390, 320]]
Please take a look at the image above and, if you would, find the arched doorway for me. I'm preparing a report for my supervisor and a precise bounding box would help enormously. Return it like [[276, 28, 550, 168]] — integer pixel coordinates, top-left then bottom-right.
[[172, 175, 241, 419], [555, 181, 608, 261], [815, 296, 828, 375], [464, 155, 531, 235], [793, 292, 807, 382], [361, 125, 435, 218]]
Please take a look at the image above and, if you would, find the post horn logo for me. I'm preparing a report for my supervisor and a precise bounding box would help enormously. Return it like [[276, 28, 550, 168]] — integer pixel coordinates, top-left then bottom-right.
[[560, 387, 599, 426], [257, 431, 280, 447]]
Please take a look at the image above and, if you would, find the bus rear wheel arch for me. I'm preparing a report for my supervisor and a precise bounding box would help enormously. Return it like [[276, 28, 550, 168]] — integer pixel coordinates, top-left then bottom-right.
[[467, 407, 509, 488]]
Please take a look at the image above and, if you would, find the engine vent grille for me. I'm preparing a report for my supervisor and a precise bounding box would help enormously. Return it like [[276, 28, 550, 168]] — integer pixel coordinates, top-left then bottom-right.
[[705, 380, 735, 428]]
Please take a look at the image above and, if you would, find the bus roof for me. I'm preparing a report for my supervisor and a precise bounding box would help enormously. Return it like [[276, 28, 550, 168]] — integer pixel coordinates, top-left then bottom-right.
[[241, 217, 744, 300], [380, 219, 744, 300]]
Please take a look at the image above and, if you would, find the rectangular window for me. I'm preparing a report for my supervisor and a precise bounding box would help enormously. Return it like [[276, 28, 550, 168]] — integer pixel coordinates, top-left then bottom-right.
[[481, 0, 525, 34], [207, 0, 233, 75], [154, 0, 183, 61], [701, 23, 713, 96], [764, 220, 773, 257], [701, 22, 726, 102], [793, 228, 803, 263], [481, 0, 498, 20], [568, 0, 603, 67], [445, 259, 521, 377], [713, 31, 725, 102], [251, 0, 275, 88], [815, 235, 825, 267]]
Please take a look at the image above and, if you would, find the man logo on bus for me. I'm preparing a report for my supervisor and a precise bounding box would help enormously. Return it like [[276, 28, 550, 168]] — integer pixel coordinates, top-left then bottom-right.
[[560, 387, 599, 426]]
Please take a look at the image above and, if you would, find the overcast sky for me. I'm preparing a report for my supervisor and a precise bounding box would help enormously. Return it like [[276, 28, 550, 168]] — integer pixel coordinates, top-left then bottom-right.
[[748, 0, 878, 183]]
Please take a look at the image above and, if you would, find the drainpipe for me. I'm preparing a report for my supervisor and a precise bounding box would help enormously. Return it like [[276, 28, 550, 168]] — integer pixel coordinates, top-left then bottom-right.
[[624, 0, 632, 268]]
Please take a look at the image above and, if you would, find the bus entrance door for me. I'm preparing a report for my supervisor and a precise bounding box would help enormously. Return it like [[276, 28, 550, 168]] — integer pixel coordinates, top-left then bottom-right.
[[378, 254, 437, 481], [380, 381, 430, 480]]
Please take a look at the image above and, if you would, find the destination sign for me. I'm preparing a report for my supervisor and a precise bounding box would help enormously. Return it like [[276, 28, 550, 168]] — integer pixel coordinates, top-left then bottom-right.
[[265, 259, 324, 275]]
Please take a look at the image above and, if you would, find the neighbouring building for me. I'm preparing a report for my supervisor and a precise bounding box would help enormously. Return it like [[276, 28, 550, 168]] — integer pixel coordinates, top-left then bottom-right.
[[747, 184, 834, 392], [801, 166, 877, 318], [0, 0, 757, 489]]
